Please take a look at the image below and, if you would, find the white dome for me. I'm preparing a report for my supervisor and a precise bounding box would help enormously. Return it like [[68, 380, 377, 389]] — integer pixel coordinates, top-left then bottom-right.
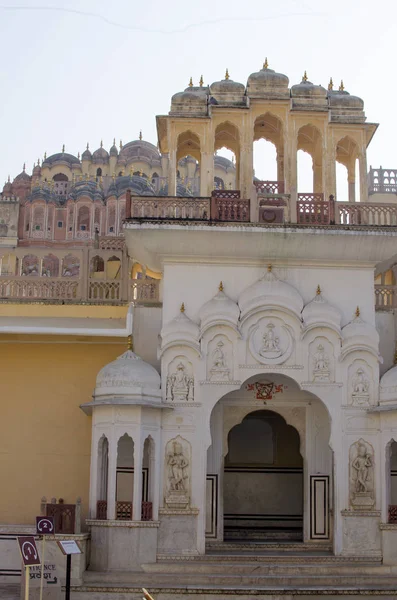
[[380, 364, 397, 404], [341, 309, 380, 359], [94, 347, 160, 400], [161, 304, 200, 354], [199, 282, 240, 333], [238, 268, 304, 320], [302, 287, 342, 333]]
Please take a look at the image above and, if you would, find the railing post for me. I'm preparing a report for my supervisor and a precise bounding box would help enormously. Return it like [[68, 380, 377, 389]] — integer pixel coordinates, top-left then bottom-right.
[[40, 496, 47, 516], [329, 195, 335, 225], [210, 194, 218, 220], [74, 497, 81, 534]]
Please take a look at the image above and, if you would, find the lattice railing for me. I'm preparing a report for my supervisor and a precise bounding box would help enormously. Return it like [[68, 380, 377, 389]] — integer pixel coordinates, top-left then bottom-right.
[[130, 279, 160, 304], [46, 503, 76, 534], [389, 505, 397, 523], [99, 237, 125, 250], [213, 198, 250, 222], [131, 198, 210, 220], [116, 501, 132, 520], [254, 181, 285, 194], [375, 285, 397, 310], [0, 277, 80, 300], [88, 280, 121, 302], [337, 203, 397, 226], [96, 500, 108, 520], [211, 190, 241, 199], [297, 193, 330, 225], [141, 501, 153, 521]]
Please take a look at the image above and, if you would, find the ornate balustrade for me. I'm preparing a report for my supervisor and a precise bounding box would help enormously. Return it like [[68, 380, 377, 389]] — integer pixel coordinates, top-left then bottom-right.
[[116, 501, 132, 520], [212, 198, 250, 222], [375, 285, 397, 310], [95, 500, 153, 521], [131, 197, 210, 220], [131, 279, 160, 304], [297, 193, 330, 225], [254, 180, 285, 194], [0, 276, 80, 300], [337, 203, 397, 226], [88, 279, 121, 302], [96, 500, 107, 520], [46, 502, 76, 534], [141, 501, 153, 521], [211, 189, 241, 199]]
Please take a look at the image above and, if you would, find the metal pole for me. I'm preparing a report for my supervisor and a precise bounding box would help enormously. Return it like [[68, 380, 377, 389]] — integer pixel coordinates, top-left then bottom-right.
[[65, 554, 71, 600], [39, 536, 45, 600], [25, 566, 30, 600]]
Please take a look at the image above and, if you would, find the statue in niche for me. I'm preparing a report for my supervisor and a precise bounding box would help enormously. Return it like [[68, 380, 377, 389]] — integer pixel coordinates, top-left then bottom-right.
[[351, 368, 370, 406], [210, 340, 231, 381], [166, 362, 194, 402], [350, 439, 375, 510], [312, 344, 330, 382], [165, 437, 190, 509], [260, 323, 282, 359]]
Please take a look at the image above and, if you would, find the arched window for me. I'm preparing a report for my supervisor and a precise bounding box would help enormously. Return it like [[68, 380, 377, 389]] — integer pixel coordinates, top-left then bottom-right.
[[96, 435, 109, 519], [96, 168, 102, 177], [90, 255, 105, 277], [336, 136, 359, 202], [388, 440, 397, 523], [77, 205, 90, 232], [253, 113, 283, 191], [42, 254, 59, 277], [53, 173, 69, 197], [142, 436, 155, 520], [62, 254, 80, 277], [32, 206, 45, 232], [106, 256, 121, 279], [297, 124, 323, 194], [215, 122, 240, 191], [21, 254, 39, 276], [116, 434, 134, 520]]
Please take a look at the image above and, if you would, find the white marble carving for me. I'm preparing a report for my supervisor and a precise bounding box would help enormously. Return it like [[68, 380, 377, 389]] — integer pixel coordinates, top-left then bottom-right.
[[209, 338, 231, 382], [166, 359, 194, 402], [249, 318, 293, 365], [312, 344, 330, 382], [164, 436, 191, 509], [348, 360, 372, 406], [349, 439, 375, 511]]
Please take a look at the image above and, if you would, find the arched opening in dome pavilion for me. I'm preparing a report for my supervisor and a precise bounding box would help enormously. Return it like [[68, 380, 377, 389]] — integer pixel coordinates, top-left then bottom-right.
[[116, 434, 135, 520], [176, 131, 201, 196], [253, 113, 283, 190], [297, 124, 323, 195], [214, 122, 240, 191], [53, 172, 69, 197], [336, 136, 359, 203]]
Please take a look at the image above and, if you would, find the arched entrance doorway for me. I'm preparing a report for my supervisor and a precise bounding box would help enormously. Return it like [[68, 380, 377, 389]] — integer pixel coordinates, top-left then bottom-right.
[[224, 410, 303, 541]]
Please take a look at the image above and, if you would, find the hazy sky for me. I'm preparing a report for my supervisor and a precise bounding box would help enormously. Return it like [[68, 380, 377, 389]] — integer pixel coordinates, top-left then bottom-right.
[[0, 0, 395, 196]]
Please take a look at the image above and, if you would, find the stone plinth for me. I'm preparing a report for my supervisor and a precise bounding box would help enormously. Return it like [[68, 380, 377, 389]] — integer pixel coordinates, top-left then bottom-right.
[[158, 509, 199, 555], [380, 523, 397, 565], [340, 510, 381, 557]]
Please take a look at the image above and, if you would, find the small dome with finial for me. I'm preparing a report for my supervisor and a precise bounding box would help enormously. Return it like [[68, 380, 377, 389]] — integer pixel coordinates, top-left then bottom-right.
[[327, 80, 364, 121], [209, 69, 246, 105], [302, 285, 342, 333], [92, 142, 109, 163], [291, 71, 327, 107], [247, 59, 289, 98], [109, 138, 118, 157], [170, 77, 209, 116], [341, 307, 380, 357], [82, 143, 92, 160], [161, 303, 200, 350], [198, 282, 240, 334]]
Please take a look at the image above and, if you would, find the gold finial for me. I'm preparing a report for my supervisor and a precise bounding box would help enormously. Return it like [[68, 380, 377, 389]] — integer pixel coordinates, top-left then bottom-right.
[[77, 152, 80, 160], [219, 281, 224, 292], [328, 77, 333, 91], [139, 169, 143, 177], [100, 139, 103, 148], [263, 57, 269, 69], [339, 80, 344, 92], [139, 130, 142, 141], [62, 144, 65, 152], [7, 175, 10, 183], [37, 158, 40, 166], [188, 77, 193, 87], [180, 302, 185, 313], [355, 306, 360, 318], [119, 139, 123, 149], [199, 75, 204, 87], [225, 68, 230, 80], [23, 163, 26, 172], [86, 143, 89, 150], [121, 168, 125, 176], [112, 172, 116, 181], [44, 152, 47, 160], [302, 71, 308, 82], [113, 138, 116, 146], [316, 284, 321, 295], [127, 334, 133, 351], [267, 264, 272, 272]]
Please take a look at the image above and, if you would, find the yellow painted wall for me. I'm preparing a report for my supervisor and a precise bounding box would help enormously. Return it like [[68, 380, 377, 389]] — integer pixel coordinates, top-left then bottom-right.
[[0, 336, 125, 524]]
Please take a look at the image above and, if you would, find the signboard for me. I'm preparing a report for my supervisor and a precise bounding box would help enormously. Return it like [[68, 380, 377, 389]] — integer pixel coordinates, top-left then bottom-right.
[[17, 536, 41, 567], [57, 540, 82, 555], [36, 516, 55, 535], [29, 563, 60, 587]]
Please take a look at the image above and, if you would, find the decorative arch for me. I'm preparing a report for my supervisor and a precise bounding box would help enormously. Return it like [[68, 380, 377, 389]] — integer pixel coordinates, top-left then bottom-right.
[[77, 205, 90, 232], [336, 135, 360, 203], [176, 130, 201, 163], [96, 435, 109, 519], [297, 124, 323, 194], [42, 253, 59, 277], [254, 113, 284, 185]]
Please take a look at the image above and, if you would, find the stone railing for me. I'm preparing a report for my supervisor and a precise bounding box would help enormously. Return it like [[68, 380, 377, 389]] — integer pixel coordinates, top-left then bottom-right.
[[389, 505, 397, 523], [375, 285, 397, 310], [254, 180, 285, 194], [297, 193, 330, 225], [212, 197, 250, 222], [0, 276, 80, 300], [131, 279, 160, 304], [41, 496, 81, 534], [131, 197, 210, 220], [95, 500, 153, 521], [88, 279, 121, 302], [336, 202, 397, 226]]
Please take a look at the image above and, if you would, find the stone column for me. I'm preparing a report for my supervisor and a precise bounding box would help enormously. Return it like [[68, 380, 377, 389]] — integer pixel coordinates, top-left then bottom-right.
[[277, 148, 285, 187], [200, 152, 214, 197], [107, 436, 117, 520], [324, 141, 336, 203], [348, 163, 356, 203], [359, 152, 369, 203], [152, 431, 161, 520], [313, 161, 323, 194], [240, 140, 253, 199], [286, 132, 298, 222], [168, 149, 177, 196], [133, 431, 143, 521]]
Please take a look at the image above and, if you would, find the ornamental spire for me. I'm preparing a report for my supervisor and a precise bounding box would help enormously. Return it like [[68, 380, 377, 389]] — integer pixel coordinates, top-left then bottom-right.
[[263, 57, 269, 69], [328, 77, 333, 91], [355, 306, 360, 318], [339, 80, 345, 91], [180, 302, 185, 313], [127, 334, 133, 351], [62, 144, 65, 152], [139, 130, 142, 141], [219, 281, 224, 292], [188, 77, 193, 87], [225, 68, 230, 80], [199, 75, 204, 87], [302, 70, 308, 82], [316, 284, 321, 295]]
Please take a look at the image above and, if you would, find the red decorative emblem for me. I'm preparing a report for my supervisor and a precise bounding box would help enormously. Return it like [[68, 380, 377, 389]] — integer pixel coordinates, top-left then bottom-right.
[[245, 381, 285, 402]]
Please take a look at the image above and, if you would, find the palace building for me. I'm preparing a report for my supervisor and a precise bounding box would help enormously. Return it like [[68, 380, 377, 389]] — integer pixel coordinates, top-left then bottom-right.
[[3, 61, 397, 598]]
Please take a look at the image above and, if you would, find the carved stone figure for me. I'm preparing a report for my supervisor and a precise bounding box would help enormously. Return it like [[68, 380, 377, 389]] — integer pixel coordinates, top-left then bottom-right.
[[349, 439, 375, 510], [259, 323, 283, 358], [313, 344, 330, 382], [165, 436, 191, 509], [166, 362, 194, 402], [351, 368, 370, 406], [210, 340, 231, 381]]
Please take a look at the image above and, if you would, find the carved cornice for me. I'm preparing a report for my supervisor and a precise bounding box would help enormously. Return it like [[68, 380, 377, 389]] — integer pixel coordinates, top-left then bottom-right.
[[163, 402, 202, 408], [379, 523, 397, 530], [74, 586, 393, 595], [86, 519, 160, 528], [341, 510, 381, 517], [159, 508, 199, 516], [238, 364, 304, 370], [199, 380, 242, 386], [301, 381, 343, 388]]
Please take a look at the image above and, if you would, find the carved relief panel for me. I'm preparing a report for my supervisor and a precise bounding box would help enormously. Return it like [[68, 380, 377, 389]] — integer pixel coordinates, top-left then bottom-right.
[[206, 334, 232, 382], [308, 337, 334, 383], [347, 360, 373, 407], [248, 317, 294, 365], [166, 356, 194, 402], [164, 435, 191, 509], [349, 439, 375, 511]]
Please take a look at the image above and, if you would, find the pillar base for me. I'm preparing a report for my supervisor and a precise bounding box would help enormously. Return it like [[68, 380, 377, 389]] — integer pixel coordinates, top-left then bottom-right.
[[158, 508, 199, 555], [340, 510, 381, 557]]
